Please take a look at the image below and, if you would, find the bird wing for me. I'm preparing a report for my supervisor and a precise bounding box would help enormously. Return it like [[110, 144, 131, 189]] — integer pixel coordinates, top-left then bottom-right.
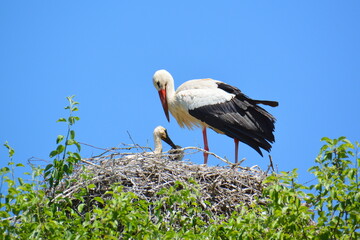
[[216, 82, 279, 107], [178, 80, 276, 156]]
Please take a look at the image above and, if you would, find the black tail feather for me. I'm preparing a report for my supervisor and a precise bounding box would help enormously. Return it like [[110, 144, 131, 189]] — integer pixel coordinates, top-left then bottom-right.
[[253, 100, 279, 107]]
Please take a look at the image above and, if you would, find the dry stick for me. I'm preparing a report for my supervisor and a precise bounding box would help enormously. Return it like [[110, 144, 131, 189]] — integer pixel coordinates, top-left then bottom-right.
[[27, 156, 49, 164], [78, 142, 123, 159], [268, 155, 275, 172], [79, 142, 150, 152], [78, 142, 110, 151], [168, 146, 247, 168], [79, 158, 104, 168], [120, 143, 152, 151], [127, 131, 146, 152], [79, 143, 153, 161]]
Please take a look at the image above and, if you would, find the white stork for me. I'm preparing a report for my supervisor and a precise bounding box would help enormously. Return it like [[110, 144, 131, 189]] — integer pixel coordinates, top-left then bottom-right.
[[152, 69, 278, 165], [153, 125, 177, 153], [153, 126, 184, 161]]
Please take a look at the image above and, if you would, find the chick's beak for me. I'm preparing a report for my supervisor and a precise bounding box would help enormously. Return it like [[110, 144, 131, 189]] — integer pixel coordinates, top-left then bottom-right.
[[158, 89, 170, 122], [162, 131, 177, 149]]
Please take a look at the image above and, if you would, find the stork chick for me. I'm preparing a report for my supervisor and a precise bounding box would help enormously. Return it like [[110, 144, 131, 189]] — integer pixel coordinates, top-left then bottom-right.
[[153, 126, 183, 161]]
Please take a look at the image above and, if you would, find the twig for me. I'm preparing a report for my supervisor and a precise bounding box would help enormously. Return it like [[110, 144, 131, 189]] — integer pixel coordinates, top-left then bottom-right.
[[78, 142, 112, 152], [27, 156, 49, 164], [266, 155, 275, 174], [79, 158, 103, 168], [178, 146, 233, 165]]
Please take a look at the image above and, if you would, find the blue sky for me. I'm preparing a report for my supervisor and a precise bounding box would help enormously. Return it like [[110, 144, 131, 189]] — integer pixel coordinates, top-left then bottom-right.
[[1, 1, 359, 185]]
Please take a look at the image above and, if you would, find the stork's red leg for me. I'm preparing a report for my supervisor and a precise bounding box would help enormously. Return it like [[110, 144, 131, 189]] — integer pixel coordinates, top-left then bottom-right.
[[234, 139, 239, 164], [202, 127, 209, 164]]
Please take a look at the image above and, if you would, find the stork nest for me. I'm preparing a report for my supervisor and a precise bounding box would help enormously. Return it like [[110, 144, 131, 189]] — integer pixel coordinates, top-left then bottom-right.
[[53, 145, 269, 218]]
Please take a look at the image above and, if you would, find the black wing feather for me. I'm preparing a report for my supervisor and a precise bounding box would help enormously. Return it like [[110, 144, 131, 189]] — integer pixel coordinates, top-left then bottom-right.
[[217, 82, 279, 107], [188, 82, 277, 156]]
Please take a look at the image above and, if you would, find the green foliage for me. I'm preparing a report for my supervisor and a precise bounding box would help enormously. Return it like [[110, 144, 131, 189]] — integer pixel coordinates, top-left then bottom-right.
[[222, 169, 315, 239], [308, 137, 360, 239], [45, 96, 81, 190], [150, 180, 210, 238], [1, 98, 359, 240], [3, 142, 15, 159]]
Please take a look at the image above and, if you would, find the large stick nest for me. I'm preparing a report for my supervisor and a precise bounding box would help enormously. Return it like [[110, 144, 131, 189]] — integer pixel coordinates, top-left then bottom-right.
[[54, 145, 269, 218]]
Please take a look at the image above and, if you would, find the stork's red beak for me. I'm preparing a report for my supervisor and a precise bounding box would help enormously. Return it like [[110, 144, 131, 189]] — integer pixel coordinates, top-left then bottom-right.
[[158, 89, 170, 122]]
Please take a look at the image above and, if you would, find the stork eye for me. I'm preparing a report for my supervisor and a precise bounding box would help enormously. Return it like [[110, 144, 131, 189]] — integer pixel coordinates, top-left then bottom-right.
[[156, 81, 161, 89]]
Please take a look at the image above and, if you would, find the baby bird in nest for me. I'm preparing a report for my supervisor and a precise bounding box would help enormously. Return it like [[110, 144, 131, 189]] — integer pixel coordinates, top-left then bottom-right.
[[153, 126, 184, 161]]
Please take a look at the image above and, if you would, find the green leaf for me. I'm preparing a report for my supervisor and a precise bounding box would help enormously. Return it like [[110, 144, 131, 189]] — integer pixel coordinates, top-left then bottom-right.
[[56, 135, 65, 144], [321, 137, 332, 145], [0, 166, 10, 174], [44, 164, 53, 172], [78, 203, 85, 213], [75, 141, 81, 152], [17, 177, 24, 186], [56, 144, 65, 154], [93, 197, 104, 205], [44, 170, 52, 179], [3, 141, 15, 158], [70, 130, 75, 139], [337, 136, 346, 141], [68, 116, 79, 125], [57, 118, 67, 122], [73, 152, 81, 160], [49, 150, 58, 158], [63, 164, 72, 174]]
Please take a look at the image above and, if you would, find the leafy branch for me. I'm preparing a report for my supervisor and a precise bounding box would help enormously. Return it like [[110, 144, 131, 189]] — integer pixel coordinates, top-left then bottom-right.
[[307, 136, 359, 239], [44, 96, 81, 192]]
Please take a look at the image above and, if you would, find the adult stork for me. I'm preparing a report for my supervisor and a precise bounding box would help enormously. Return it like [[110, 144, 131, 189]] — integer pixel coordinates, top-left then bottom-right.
[[152, 69, 278, 165]]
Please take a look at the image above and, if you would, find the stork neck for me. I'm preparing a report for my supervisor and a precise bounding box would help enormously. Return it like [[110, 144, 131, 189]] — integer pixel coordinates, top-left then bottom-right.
[[165, 78, 176, 103], [153, 134, 162, 154]]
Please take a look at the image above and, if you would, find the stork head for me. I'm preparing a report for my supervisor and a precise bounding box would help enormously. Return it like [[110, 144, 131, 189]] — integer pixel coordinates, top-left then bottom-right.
[[153, 69, 173, 122], [153, 125, 177, 150]]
